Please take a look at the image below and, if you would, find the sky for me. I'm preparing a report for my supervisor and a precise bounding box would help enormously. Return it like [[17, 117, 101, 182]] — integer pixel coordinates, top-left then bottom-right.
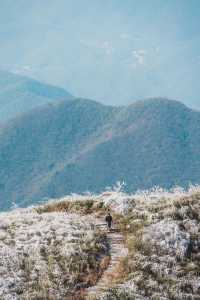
[[0, 0, 200, 108]]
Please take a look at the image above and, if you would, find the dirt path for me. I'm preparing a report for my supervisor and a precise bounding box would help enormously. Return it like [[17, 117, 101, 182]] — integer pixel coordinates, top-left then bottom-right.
[[86, 222, 128, 300]]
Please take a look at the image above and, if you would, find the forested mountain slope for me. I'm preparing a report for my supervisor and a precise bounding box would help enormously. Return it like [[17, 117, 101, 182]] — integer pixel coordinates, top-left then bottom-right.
[[0, 98, 199, 210]]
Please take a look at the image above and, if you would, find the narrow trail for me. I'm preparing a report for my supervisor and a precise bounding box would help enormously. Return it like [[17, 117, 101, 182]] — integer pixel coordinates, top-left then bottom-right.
[[86, 221, 128, 300]]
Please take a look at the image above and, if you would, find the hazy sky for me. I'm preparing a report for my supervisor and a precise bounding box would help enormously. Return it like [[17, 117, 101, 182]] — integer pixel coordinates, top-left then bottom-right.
[[0, 0, 200, 108]]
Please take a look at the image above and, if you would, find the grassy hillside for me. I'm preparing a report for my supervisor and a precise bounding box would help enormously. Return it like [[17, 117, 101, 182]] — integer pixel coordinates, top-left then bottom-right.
[[0, 208, 108, 299], [0, 187, 199, 299], [0, 70, 73, 123], [97, 187, 200, 300], [0, 98, 200, 210]]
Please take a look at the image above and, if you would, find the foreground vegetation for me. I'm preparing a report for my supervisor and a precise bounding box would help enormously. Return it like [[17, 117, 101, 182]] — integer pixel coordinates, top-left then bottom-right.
[[99, 190, 200, 300], [0, 185, 200, 299], [0, 209, 109, 300]]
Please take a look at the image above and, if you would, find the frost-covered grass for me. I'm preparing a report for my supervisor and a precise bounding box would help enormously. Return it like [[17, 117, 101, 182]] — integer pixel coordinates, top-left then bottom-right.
[[1, 184, 200, 299], [38, 184, 200, 300], [97, 187, 200, 300], [0, 209, 108, 300]]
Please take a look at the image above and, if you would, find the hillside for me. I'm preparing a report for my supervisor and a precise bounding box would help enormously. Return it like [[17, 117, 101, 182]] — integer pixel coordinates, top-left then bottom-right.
[[0, 207, 108, 299], [0, 187, 199, 299], [0, 98, 200, 210], [0, 70, 73, 122]]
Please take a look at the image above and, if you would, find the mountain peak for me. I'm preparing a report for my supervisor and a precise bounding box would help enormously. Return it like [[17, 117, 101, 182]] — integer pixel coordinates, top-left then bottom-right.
[[130, 97, 189, 110], [0, 71, 73, 123]]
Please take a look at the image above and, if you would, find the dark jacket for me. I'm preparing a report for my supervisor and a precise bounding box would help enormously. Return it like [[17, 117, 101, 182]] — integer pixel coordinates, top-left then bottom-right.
[[105, 215, 112, 224]]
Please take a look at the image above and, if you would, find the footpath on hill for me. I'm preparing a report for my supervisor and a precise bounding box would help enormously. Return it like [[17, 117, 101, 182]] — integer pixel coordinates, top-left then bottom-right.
[[85, 220, 128, 300]]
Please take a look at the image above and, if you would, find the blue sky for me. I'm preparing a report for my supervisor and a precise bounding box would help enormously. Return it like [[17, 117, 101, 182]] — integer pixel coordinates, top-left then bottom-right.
[[0, 0, 200, 108]]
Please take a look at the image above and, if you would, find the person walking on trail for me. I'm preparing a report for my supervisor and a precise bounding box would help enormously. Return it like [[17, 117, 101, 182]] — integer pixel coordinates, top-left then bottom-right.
[[105, 212, 113, 230]]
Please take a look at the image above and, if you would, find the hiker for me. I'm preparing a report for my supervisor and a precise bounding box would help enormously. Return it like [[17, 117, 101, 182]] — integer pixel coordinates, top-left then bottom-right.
[[105, 212, 113, 230]]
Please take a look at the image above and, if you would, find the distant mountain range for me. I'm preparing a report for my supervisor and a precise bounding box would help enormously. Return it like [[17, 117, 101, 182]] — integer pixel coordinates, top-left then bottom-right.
[[0, 70, 73, 123], [0, 76, 200, 210]]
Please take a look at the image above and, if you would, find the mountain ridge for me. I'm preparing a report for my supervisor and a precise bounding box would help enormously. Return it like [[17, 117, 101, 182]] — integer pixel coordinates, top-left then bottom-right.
[[0, 97, 200, 210], [0, 70, 73, 123]]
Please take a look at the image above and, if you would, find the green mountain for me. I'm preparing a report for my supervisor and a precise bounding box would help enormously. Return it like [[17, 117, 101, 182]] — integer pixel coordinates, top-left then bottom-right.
[[0, 97, 200, 210], [0, 70, 73, 122]]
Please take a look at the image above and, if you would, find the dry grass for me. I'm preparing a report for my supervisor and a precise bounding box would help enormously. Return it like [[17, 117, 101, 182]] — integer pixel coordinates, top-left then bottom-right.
[[36, 199, 107, 217]]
